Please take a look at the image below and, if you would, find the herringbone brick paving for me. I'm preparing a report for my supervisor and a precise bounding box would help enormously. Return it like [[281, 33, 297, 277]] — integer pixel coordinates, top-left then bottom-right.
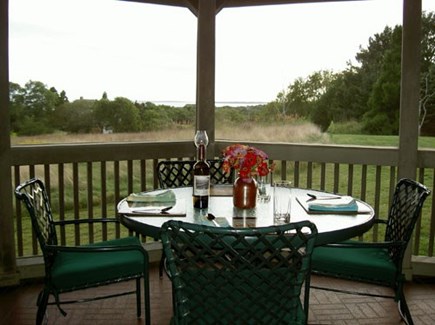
[[1, 263, 434, 324]]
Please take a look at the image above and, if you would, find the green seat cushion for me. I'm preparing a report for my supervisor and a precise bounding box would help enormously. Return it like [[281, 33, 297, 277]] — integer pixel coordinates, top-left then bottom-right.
[[311, 240, 398, 286], [51, 236, 146, 291]]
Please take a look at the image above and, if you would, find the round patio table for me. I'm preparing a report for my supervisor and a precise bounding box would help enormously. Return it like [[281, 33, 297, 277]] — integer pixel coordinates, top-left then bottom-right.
[[117, 186, 375, 246]]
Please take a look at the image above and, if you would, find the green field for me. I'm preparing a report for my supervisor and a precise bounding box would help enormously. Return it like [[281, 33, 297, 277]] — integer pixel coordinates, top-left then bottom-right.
[[330, 133, 435, 148]]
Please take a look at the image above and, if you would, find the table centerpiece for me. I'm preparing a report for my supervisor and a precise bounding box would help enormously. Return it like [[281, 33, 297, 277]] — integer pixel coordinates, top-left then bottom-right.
[[222, 144, 273, 209]]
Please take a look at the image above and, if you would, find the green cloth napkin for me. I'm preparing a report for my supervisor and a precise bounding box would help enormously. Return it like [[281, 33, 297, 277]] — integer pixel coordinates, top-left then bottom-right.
[[126, 189, 176, 207], [308, 197, 358, 213]]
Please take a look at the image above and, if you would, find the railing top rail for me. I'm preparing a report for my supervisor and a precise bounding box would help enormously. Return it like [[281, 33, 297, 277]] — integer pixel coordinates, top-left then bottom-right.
[[11, 141, 194, 165], [11, 140, 435, 168]]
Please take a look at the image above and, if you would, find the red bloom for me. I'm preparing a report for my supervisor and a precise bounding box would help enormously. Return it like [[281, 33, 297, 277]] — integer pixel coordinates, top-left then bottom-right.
[[243, 151, 257, 168], [222, 144, 272, 178], [257, 162, 270, 177]]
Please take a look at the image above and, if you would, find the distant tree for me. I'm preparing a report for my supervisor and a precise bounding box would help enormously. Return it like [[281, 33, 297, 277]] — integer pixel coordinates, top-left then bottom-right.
[[362, 26, 402, 135], [276, 88, 289, 117], [53, 99, 97, 133], [216, 107, 245, 125], [286, 77, 310, 117], [49, 87, 69, 106], [299, 14, 434, 135], [278, 25, 402, 133], [9, 82, 25, 133], [319, 12, 434, 135], [170, 105, 195, 125], [420, 65, 435, 134], [94, 97, 141, 132], [10, 80, 59, 135], [419, 11, 435, 135], [22, 81, 58, 117], [137, 102, 172, 131], [283, 70, 335, 119], [313, 65, 367, 131]]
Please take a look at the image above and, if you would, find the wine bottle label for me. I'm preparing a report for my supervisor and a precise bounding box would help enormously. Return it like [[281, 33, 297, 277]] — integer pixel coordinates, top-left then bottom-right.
[[193, 175, 210, 196]]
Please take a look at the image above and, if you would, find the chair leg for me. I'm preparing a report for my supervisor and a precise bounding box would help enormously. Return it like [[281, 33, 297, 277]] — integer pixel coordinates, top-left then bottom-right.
[[394, 280, 413, 325], [159, 254, 165, 278], [398, 296, 414, 325], [36, 289, 49, 325], [136, 278, 141, 318], [143, 275, 151, 325]]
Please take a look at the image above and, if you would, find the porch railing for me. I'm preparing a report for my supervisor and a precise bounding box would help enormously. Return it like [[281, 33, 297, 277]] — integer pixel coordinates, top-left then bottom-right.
[[11, 140, 435, 278]]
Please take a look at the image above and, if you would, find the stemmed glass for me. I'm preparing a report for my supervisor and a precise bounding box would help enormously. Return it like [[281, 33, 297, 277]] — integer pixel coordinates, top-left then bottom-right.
[[194, 130, 209, 147]]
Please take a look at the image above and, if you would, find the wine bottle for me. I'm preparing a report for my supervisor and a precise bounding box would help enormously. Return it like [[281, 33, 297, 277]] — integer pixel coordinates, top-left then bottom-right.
[[193, 130, 210, 209]]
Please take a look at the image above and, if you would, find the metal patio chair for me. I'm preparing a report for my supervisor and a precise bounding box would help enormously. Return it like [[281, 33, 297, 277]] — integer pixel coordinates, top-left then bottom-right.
[[156, 159, 233, 188], [161, 220, 318, 324], [15, 178, 151, 325], [156, 158, 234, 277], [311, 178, 431, 325]]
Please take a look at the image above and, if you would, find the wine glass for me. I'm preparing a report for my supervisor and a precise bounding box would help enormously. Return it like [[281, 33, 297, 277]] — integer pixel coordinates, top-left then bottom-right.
[[194, 130, 209, 147]]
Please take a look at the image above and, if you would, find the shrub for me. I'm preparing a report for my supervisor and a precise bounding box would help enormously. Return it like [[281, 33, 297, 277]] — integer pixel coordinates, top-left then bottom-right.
[[327, 120, 364, 134]]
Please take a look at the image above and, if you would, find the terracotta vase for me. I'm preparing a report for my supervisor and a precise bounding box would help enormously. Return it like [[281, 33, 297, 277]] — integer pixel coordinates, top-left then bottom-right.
[[233, 175, 257, 209]]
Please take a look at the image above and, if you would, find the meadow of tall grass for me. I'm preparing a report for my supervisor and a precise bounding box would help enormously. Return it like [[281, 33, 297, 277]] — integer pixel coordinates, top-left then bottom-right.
[[12, 120, 435, 147], [11, 121, 330, 145]]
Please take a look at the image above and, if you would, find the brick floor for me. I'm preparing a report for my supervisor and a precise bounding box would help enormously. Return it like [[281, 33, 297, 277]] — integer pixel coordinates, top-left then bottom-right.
[[1, 263, 434, 324]]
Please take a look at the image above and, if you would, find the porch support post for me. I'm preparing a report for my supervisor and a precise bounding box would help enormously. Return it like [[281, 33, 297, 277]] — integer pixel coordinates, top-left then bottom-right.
[[398, 0, 421, 279], [195, 0, 216, 157], [0, 0, 19, 286]]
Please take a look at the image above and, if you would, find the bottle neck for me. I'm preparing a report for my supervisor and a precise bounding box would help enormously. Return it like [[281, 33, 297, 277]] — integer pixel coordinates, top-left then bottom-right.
[[197, 144, 206, 161]]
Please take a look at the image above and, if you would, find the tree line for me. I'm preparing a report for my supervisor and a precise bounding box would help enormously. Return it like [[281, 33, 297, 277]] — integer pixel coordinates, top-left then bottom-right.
[[264, 11, 435, 135], [9, 85, 197, 135], [9, 12, 435, 136]]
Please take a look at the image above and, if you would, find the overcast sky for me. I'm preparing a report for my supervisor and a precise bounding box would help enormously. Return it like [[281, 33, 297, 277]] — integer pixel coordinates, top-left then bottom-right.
[[9, 0, 435, 104]]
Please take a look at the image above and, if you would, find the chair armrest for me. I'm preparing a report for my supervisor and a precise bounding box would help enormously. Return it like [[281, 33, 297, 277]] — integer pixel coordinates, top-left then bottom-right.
[[323, 240, 406, 249], [52, 218, 119, 226], [373, 219, 388, 225], [45, 243, 148, 256], [355, 219, 387, 234]]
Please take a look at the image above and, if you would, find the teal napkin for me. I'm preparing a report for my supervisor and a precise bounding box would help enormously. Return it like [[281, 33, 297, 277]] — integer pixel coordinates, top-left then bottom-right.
[[126, 189, 176, 207], [308, 196, 358, 213]]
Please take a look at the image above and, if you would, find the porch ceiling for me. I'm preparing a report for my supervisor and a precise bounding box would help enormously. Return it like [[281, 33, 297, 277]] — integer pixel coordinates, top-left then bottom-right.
[[121, 0, 364, 15]]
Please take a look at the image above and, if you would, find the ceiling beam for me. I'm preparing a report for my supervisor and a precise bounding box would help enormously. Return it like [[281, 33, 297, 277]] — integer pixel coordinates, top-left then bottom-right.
[[120, 0, 198, 15], [121, 0, 367, 11], [215, 0, 365, 9]]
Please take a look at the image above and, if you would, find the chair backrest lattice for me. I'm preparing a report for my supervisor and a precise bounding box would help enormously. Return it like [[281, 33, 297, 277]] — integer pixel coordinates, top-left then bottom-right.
[[161, 220, 318, 324], [15, 178, 58, 258], [385, 178, 431, 263], [157, 159, 233, 189]]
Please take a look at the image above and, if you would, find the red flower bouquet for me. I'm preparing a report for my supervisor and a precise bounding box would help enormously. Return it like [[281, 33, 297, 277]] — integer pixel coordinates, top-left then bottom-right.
[[222, 144, 273, 178]]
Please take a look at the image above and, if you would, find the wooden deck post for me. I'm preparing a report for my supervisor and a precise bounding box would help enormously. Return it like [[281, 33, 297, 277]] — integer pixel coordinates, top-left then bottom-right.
[[398, 0, 422, 279], [196, 0, 216, 157], [0, 0, 19, 286]]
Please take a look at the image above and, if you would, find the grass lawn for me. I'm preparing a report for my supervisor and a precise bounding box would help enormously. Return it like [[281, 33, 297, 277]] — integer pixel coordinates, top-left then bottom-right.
[[329, 134, 435, 148]]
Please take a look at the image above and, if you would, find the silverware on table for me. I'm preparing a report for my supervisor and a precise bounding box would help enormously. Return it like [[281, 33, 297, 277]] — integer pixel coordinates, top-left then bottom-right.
[[130, 206, 173, 214], [306, 193, 341, 202]]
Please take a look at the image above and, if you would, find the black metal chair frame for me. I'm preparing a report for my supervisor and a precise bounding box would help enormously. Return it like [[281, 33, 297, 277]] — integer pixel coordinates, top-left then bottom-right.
[[156, 158, 234, 277], [161, 220, 318, 324], [156, 159, 234, 189], [15, 178, 151, 325], [311, 178, 431, 325]]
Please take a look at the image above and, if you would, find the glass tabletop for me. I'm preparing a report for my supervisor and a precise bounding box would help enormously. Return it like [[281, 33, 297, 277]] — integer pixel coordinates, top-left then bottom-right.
[[117, 186, 375, 245]]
